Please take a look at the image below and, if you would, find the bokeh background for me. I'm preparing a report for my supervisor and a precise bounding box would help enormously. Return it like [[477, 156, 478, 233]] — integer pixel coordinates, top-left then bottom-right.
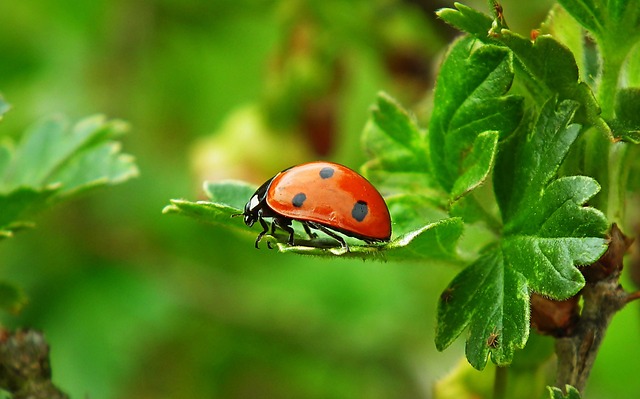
[[1, 1, 639, 398]]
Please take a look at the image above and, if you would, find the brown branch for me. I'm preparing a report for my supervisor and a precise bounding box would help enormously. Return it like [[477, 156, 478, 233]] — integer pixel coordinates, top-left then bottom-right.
[[0, 328, 69, 399], [554, 224, 634, 393]]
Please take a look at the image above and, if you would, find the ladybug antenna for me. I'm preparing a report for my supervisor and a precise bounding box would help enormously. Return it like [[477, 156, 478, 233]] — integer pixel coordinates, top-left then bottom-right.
[[231, 213, 243, 218]]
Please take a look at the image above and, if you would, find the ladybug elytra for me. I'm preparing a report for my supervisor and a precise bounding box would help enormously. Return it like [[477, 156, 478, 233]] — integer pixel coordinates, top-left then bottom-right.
[[240, 161, 392, 251]]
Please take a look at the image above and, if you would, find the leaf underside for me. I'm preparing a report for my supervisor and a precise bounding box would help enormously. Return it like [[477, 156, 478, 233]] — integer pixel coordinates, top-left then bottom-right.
[[0, 115, 138, 238], [165, 181, 464, 262]]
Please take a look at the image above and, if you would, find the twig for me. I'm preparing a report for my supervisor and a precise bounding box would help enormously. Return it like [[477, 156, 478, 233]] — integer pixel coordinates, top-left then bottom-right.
[[554, 224, 634, 393]]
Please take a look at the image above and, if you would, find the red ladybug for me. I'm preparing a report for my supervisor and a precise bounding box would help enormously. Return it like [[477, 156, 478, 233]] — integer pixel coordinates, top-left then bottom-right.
[[241, 161, 392, 251]]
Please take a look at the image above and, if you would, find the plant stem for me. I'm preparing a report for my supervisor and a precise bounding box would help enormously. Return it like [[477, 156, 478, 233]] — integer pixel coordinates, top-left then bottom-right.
[[554, 225, 633, 393], [597, 44, 627, 121], [493, 366, 508, 399], [554, 280, 626, 392], [606, 142, 630, 225]]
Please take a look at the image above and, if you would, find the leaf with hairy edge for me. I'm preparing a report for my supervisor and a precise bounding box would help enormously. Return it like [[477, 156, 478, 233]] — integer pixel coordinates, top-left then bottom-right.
[[361, 93, 434, 197], [437, 4, 608, 137], [165, 181, 464, 260], [450, 131, 499, 201], [547, 384, 582, 399], [429, 36, 523, 194], [436, 98, 608, 370]]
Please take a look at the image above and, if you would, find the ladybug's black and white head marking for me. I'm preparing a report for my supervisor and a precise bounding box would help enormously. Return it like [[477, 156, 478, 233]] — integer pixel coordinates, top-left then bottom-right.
[[242, 194, 261, 227], [242, 178, 273, 227]]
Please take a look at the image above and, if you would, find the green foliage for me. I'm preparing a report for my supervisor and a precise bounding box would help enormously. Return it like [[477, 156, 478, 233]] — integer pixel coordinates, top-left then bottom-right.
[[0, 281, 27, 314], [0, 96, 9, 119], [437, 98, 607, 370], [0, 107, 138, 316], [362, 92, 434, 198], [437, 3, 607, 136], [169, 12, 610, 370], [0, 114, 138, 238], [429, 36, 522, 195], [164, 183, 464, 261], [170, 79, 606, 373], [548, 385, 582, 399], [3, 0, 640, 397]]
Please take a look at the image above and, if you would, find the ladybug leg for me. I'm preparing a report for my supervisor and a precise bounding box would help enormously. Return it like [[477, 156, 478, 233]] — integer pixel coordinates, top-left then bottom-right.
[[276, 218, 296, 246], [255, 216, 270, 249], [307, 222, 349, 252], [302, 223, 318, 239], [266, 220, 279, 249], [267, 217, 295, 247]]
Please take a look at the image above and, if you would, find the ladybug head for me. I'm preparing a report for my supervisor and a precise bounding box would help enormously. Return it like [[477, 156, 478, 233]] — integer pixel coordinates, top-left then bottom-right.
[[238, 178, 272, 227], [241, 194, 262, 227]]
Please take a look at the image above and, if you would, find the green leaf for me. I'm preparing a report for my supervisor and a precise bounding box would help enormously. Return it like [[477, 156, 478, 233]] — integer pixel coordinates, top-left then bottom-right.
[[361, 93, 434, 197], [0, 115, 138, 237], [436, 3, 494, 38], [500, 32, 605, 132], [436, 248, 529, 369], [540, 6, 586, 80], [429, 36, 523, 193], [612, 87, 640, 142], [0, 280, 28, 314], [0, 115, 136, 192], [278, 217, 464, 261], [450, 131, 499, 201], [370, 91, 423, 151], [0, 187, 58, 234], [385, 194, 449, 235], [438, 4, 608, 136], [626, 44, 640, 87], [165, 181, 463, 261], [437, 98, 608, 370], [558, 0, 640, 41], [496, 99, 579, 223], [547, 385, 582, 399], [556, 0, 605, 34], [204, 180, 258, 210]]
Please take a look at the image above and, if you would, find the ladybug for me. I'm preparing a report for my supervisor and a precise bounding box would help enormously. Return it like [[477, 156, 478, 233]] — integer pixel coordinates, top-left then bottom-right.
[[240, 161, 392, 251]]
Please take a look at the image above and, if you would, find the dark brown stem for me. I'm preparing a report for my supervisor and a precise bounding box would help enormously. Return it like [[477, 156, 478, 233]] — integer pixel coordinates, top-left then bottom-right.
[[554, 278, 628, 392], [554, 224, 634, 393], [624, 290, 640, 303], [0, 328, 69, 399]]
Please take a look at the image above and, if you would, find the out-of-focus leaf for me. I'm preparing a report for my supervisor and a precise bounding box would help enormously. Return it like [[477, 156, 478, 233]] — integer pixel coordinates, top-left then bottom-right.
[[0, 95, 10, 120], [0, 115, 138, 238], [547, 384, 582, 399], [436, 3, 494, 37], [0, 280, 28, 314], [612, 87, 640, 143], [204, 180, 257, 210]]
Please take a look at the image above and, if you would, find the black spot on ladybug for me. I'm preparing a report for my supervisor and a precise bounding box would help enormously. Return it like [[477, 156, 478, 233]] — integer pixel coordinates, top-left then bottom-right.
[[319, 167, 335, 179], [351, 201, 368, 222], [292, 193, 307, 207]]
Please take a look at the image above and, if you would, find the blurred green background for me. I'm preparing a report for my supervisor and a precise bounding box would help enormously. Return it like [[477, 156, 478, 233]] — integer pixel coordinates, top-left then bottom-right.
[[1, 1, 639, 398]]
